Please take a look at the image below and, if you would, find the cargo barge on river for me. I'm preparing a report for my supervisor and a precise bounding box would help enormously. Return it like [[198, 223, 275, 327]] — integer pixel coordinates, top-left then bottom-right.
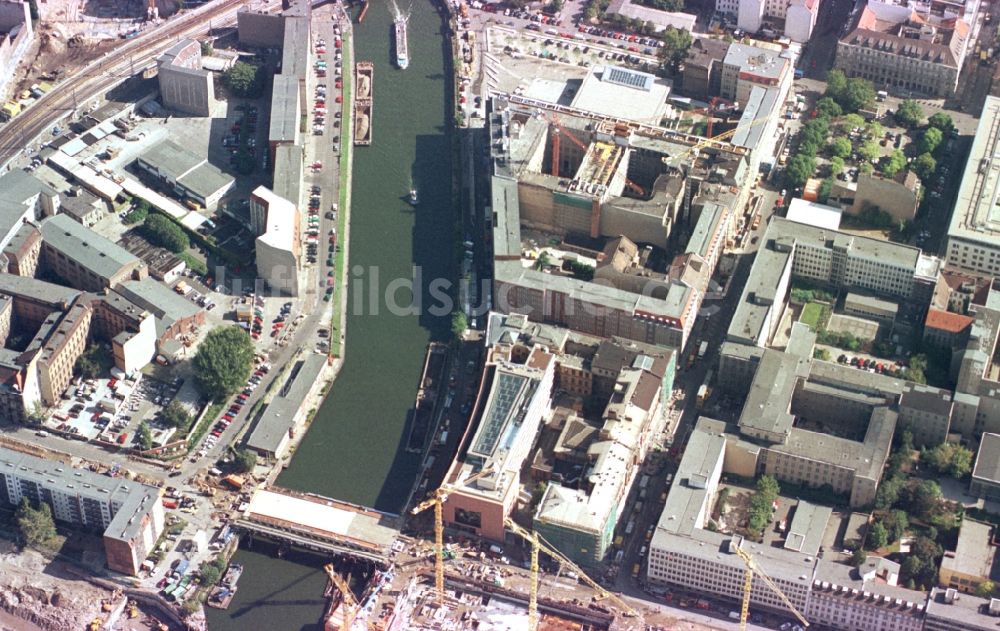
[[206, 563, 244, 610], [354, 61, 373, 146]]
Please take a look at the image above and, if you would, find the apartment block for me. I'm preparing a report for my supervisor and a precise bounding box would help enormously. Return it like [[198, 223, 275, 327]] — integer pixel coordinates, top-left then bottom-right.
[[39, 214, 147, 292], [0, 446, 163, 575]]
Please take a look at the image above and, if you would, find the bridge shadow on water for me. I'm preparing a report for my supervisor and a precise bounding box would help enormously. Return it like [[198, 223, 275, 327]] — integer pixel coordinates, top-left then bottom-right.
[[370, 4, 457, 514]]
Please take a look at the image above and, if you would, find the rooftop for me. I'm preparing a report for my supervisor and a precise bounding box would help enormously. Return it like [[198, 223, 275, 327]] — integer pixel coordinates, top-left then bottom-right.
[[253, 185, 298, 252], [570, 65, 671, 125], [40, 214, 141, 283], [268, 74, 301, 144], [0, 272, 80, 308], [739, 349, 806, 442], [116, 278, 201, 337], [0, 445, 160, 543], [786, 198, 843, 231], [941, 520, 999, 582], [724, 42, 788, 81], [0, 170, 55, 247], [784, 500, 832, 555], [973, 432, 1000, 484], [926, 587, 997, 629], [949, 96, 1000, 248], [247, 354, 326, 455], [138, 139, 203, 182], [653, 417, 727, 540]]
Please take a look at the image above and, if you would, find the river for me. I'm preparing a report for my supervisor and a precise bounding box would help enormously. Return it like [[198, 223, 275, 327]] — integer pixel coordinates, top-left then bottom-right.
[[205, 2, 456, 628]]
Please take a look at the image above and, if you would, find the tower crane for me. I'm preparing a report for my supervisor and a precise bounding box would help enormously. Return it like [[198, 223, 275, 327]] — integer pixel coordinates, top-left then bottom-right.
[[409, 465, 498, 604], [504, 518, 640, 630], [547, 113, 648, 197], [323, 564, 358, 631], [731, 544, 809, 631], [663, 111, 775, 170]]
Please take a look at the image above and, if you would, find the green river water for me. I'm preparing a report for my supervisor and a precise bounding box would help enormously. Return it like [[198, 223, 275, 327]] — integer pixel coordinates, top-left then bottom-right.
[[205, 2, 456, 628]]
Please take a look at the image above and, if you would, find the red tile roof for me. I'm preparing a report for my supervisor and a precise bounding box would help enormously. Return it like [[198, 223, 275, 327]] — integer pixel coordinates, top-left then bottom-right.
[[925, 308, 974, 334]]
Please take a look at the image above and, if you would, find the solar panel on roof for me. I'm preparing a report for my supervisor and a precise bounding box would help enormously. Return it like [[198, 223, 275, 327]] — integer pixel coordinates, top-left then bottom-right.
[[603, 66, 653, 92]]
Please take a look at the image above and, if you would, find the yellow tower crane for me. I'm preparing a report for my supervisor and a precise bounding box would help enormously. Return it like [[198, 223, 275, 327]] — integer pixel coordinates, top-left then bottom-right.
[[504, 518, 640, 630], [409, 465, 498, 604], [731, 544, 810, 631], [323, 563, 358, 631], [663, 112, 777, 170]]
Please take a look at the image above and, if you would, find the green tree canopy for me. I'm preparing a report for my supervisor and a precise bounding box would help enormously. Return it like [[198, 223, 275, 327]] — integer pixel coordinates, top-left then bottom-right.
[[222, 62, 264, 97], [161, 401, 193, 432], [923, 442, 974, 478], [882, 509, 908, 542], [234, 448, 257, 473], [864, 121, 885, 140], [16, 498, 56, 549], [868, 522, 888, 549], [881, 150, 907, 178], [829, 156, 846, 176], [451, 310, 468, 340], [824, 69, 847, 102], [895, 99, 924, 128], [784, 154, 816, 189], [912, 153, 937, 181], [920, 127, 944, 154], [137, 421, 153, 450], [927, 112, 954, 134], [977, 580, 996, 599], [829, 137, 852, 159], [842, 113, 866, 131], [142, 214, 190, 253], [857, 140, 881, 164], [193, 327, 255, 400], [912, 479, 943, 517], [659, 26, 692, 68], [815, 97, 843, 119], [200, 562, 222, 586]]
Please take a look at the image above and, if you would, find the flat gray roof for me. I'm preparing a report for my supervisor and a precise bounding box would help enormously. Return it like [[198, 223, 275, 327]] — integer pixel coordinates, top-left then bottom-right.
[[926, 588, 996, 630], [784, 500, 831, 555], [41, 214, 140, 282], [0, 446, 160, 543], [687, 202, 723, 259], [845, 292, 899, 315], [739, 349, 805, 441], [728, 236, 792, 344], [492, 176, 520, 259], [182, 163, 234, 200], [280, 17, 310, 79], [139, 139, 203, 182], [724, 42, 788, 81], [268, 74, 300, 144], [899, 384, 953, 417], [973, 432, 1000, 484], [941, 520, 998, 582], [273, 144, 303, 206], [949, 96, 1000, 250], [247, 354, 326, 455], [0, 170, 55, 242], [653, 417, 727, 540]]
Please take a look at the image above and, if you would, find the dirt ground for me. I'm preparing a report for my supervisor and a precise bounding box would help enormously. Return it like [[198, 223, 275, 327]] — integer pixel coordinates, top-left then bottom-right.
[[0, 540, 181, 631]]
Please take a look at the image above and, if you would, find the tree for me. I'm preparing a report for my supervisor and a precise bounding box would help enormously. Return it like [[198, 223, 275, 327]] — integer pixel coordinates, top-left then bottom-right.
[[124, 199, 150, 224], [161, 401, 193, 432], [815, 97, 843, 119], [142, 214, 190, 253], [868, 522, 888, 549], [200, 562, 222, 586], [200, 41, 214, 57], [836, 77, 875, 113], [857, 140, 881, 163], [193, 326, 255, 400], [977, 580, 996, 599], [882, 509, 908, 542], [843, 113, 865, 131], [927, 112, 954, 134], [850, 548, 868, 567], [923, 442, 974, 479], [876, 476, 904, 510], [784, 154, 816, 189], [829, 137, 853, 159], [920, 127, 944, 155], [824, 69, 848, 103], [864, 121, 885, 140], [660, 26, 692, 68], [75, 343, 111, 379], [234, 448, 257, 473], [903, 352, 929, 384], [451, 310, 468, 340], [137, 421, 153, 450], [757, 475, 780, 500], [912, 479, 943, 517], [15, 498, 56, 549], [912, 153, 937, 181], [222, 62, 263, 98], [829, 156, 846, 176], [895, 99, 924, 128], [881, 150, 907, 178]]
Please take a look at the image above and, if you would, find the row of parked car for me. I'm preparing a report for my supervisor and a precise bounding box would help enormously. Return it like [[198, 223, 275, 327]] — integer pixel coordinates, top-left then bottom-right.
[[835, 354, 906, 377]]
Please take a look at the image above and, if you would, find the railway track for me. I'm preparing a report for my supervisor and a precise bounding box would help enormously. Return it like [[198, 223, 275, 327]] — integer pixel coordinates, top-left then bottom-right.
[[0, 0, 254, 167]]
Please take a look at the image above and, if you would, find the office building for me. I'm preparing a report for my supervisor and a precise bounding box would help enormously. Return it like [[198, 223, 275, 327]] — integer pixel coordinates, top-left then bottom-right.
[[925, 588, 1000, 631], [442, 346, 555, 541], [116, 278, 204, 345], [720, 42, 792, 105], [948, 97, 1000, 276], [970, 433, 1000, 501], [0, 446, 164, 575], [940, 520, 1000, 594]]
